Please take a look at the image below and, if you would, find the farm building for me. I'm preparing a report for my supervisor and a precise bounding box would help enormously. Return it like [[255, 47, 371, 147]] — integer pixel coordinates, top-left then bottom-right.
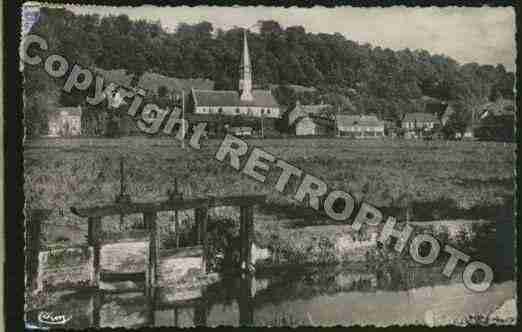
[[47, 107, 82, 137], [287, 100, 333, 127], [294, 115, 334, 136], [336, 115, 384, 138], [402, 112, 438, 130]]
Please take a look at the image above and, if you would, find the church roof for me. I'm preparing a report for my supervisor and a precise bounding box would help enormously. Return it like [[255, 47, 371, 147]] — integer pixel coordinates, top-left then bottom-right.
[[192, 89, 279, 108]]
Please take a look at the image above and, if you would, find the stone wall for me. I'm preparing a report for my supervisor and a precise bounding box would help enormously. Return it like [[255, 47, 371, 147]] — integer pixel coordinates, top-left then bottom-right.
[[37, 246, 94, 291]]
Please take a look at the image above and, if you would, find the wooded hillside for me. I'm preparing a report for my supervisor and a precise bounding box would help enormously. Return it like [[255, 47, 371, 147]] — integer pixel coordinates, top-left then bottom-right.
[[24, 8, 514, 135]]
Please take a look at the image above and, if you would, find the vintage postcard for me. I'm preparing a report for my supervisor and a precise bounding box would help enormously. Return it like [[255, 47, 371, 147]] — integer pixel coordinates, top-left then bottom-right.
[[20, 3, 516, 328]]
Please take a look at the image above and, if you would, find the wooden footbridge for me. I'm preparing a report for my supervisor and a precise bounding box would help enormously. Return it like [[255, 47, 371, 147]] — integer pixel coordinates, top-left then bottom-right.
[[26, 193, 264, 291], [72, 193, 265, 287], [26, 159, 266, 292]]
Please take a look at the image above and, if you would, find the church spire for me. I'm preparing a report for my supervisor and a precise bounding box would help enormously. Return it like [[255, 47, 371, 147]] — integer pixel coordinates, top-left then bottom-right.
[[239, 29, 253, 101]]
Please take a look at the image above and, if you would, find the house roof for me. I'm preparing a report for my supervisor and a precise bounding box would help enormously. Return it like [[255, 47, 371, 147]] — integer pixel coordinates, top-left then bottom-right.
[[192, 89, 279, 108], [403, 112, 438, 123], [336, 115, 383, 128], [295, 115, 335, 128], [288, 103, 333, 125], [479, 99, 515, 118], [93, 68, 214, 95], [139, 73, 214, 95]]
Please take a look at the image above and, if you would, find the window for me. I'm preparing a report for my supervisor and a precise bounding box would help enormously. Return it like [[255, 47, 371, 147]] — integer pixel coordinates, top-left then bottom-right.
[[218, 108, 223, 114], [236, 108, 240, 114], [267, 109, 271, 114], [261, 109, 265, 115]]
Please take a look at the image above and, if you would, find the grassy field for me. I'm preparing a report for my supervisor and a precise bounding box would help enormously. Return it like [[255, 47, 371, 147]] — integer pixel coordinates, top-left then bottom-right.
[[24, 137, 514, 249]]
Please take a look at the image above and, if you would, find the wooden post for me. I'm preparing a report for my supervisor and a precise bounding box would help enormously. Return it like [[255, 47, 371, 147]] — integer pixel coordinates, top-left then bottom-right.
[[88, 217, 102, 287], [195, 207, 208, 273], [238, 274, 254, 326], [144, 212, 158, 288], [26, 215, 41, 292], [146, 286, 156, 326], [194, 297, 208, 327], [92, 291, 102, 328], [240, 205, 254, 272]]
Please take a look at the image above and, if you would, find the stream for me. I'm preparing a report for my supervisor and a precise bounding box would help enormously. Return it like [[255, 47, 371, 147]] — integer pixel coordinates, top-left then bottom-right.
[[25, 265, 515, 328]]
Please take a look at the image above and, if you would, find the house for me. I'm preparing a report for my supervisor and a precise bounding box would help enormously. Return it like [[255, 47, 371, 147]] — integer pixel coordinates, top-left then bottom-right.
[[455, 126, 474, 139], [475, 98, 515, 142], [402, 112, 438, 131], [478, 98, 515, 120], [336, 115, 385, 138], [384, 120, 400, 137], [228, 126, 253, 137], [295, 115, 334, 136], [287, 100, 333, 127], [48, 107, 82, 137]]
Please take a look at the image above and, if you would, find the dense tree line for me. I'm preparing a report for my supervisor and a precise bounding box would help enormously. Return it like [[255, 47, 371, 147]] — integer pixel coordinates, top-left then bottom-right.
[[24, 8, 514, 136]]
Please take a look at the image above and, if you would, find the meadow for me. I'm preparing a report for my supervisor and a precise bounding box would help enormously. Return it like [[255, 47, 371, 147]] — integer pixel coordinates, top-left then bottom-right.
[[24, 136, 515, 273], [25, 137, 514, 210]]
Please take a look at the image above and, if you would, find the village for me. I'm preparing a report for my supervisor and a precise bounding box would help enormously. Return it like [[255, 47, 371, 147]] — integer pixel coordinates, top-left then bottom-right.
[[19, 6, 516, 329], [47, 31, 514, 143]]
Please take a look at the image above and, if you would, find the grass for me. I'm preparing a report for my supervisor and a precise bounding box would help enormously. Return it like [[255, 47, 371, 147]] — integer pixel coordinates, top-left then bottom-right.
[[24, 137, 514, 250]]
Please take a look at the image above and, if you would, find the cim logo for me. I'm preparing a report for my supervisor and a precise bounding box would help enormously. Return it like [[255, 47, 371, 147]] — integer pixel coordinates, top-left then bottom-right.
[[37, 311, 72, 325]]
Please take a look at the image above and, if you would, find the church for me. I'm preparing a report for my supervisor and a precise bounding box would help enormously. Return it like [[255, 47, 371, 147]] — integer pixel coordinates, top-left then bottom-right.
[[187, 31, 281, 137]]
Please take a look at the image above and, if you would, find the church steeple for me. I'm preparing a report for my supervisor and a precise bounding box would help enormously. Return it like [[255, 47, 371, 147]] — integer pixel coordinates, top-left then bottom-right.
[[239, 30, 253, 101]]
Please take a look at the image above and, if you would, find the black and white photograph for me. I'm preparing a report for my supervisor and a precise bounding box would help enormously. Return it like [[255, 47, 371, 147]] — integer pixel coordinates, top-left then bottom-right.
[[19, 3, 516, 328]]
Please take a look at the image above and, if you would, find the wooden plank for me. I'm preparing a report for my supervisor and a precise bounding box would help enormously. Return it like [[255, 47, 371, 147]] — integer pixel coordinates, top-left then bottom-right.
[[144, 212, 158, 288], [88, 217, 102, 287], [71, 195, 265, 218], [238, 274, 254, 326], [239, 205, 254, 271], [92, 292, 102, 328], [146, 286, 156, 326]]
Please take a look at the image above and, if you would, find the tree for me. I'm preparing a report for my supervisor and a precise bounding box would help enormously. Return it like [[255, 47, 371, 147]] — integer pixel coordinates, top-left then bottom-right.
[[23, 9, 516, 135], [442, 100, 472, 140]]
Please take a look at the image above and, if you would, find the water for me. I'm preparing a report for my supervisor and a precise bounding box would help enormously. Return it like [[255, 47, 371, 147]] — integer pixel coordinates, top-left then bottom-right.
[[26, 266, 515, 328]]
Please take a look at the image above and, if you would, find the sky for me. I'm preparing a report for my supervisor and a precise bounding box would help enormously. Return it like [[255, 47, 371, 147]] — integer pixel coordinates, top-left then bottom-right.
[[61, 5, 516, 71]]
